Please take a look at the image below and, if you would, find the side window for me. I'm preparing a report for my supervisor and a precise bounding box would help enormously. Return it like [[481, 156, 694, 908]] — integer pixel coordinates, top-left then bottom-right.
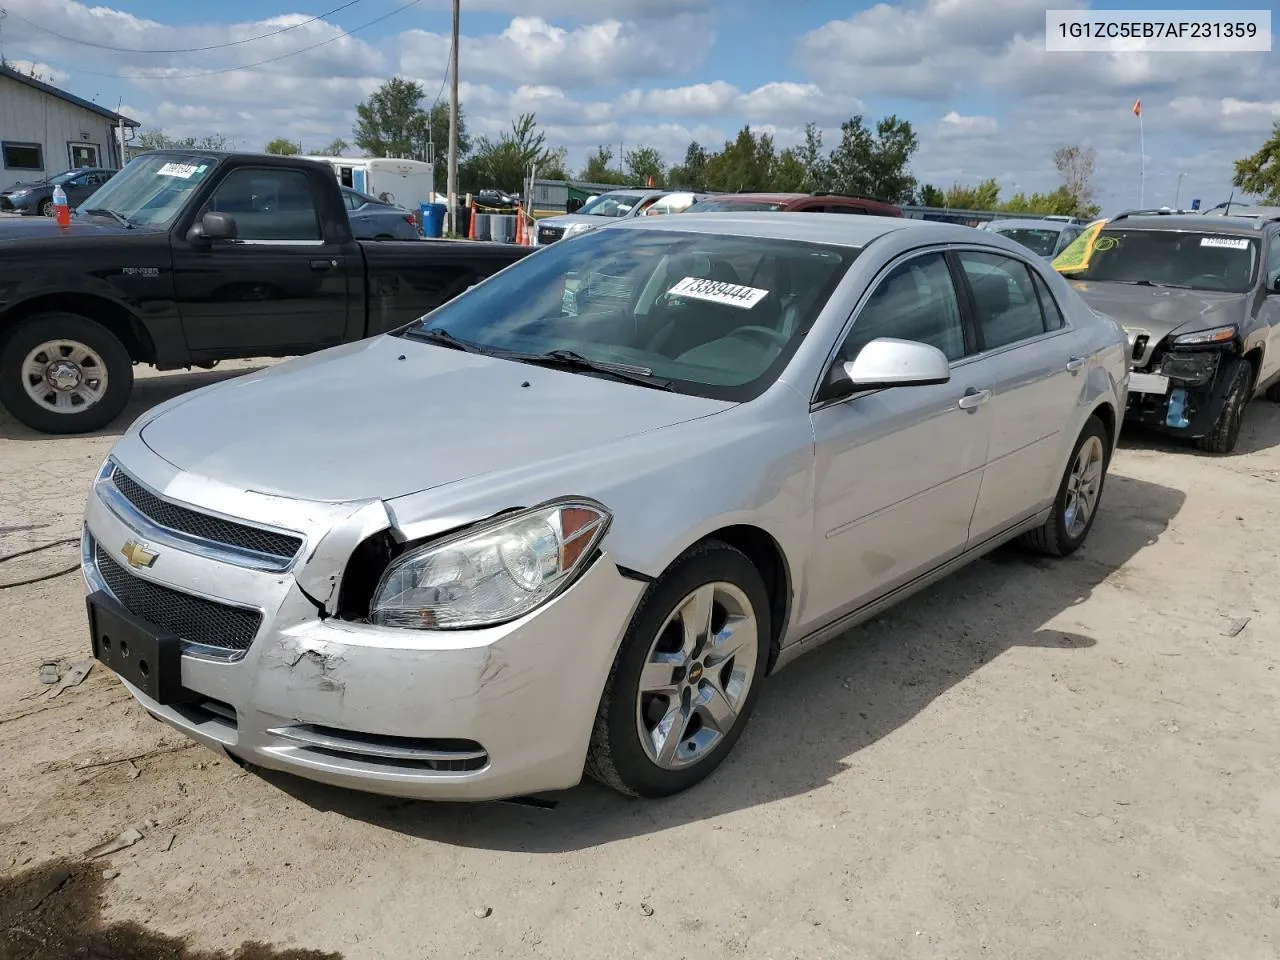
[[957, 251, 1047, 350], [1267, 233, 1280, 288], [203, 168, 321, 241], [840, 252, 966, 363], [343, 192, 361, 211], [1030, 269, 1065, 330]]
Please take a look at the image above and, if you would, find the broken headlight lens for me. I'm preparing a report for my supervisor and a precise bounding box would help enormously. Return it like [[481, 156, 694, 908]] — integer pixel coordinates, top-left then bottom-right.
[[1173, 324, 1237, 347], [369, 501, 610, 629]]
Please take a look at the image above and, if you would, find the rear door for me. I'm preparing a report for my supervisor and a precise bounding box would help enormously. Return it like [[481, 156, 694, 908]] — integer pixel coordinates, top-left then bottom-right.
[[171, 165, 356, 358], [957, 249, 1087, 542]]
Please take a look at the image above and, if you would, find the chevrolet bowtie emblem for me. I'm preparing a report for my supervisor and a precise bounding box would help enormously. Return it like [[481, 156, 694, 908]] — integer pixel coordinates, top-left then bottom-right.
[[120, 540, 158, 569]]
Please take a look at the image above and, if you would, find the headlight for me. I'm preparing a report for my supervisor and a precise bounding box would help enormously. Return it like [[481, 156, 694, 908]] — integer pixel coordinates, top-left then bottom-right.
[[1173, 324, 1237, 346], [9, 189, 30, 199], [562, 222, 594, 237], [370, 500, 610, 629]]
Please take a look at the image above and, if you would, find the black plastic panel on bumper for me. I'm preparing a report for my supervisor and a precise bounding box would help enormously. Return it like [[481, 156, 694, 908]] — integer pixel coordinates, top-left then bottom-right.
[[1125, 353, 1242, 437]]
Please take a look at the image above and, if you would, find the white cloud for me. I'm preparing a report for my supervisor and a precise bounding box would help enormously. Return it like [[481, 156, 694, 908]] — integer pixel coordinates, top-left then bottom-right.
[[937, 111, 998, 137]]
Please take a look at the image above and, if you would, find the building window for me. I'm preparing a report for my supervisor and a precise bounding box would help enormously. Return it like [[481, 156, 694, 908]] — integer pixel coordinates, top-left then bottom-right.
[[2, 141, 43, 170], [68, 143, 100, 168]]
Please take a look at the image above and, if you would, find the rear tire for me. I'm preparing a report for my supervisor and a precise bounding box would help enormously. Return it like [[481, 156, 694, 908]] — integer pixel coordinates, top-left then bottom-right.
[[1019, 415, 1109, 557], [38, 198, 54, 217], [1264, 380, 1280, 403], [586, 541, 771, 798], [1194, 360, 1252, 455], [0, 313, 133, 434]]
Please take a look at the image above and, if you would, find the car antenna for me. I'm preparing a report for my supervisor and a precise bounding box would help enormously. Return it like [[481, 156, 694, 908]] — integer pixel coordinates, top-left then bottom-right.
[[1224, 190, 1234, 215]]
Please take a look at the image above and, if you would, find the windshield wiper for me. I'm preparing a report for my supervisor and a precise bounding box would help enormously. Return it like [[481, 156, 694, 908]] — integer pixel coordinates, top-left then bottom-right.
[[405, 326, 485, 353], [81, 208, 133, 229], [506, 349, 675, 391], [1125, 279, 1192, 289]]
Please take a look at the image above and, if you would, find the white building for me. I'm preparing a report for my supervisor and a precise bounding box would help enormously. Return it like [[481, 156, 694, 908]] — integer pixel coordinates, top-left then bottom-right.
[[0, 63, 139, 185]]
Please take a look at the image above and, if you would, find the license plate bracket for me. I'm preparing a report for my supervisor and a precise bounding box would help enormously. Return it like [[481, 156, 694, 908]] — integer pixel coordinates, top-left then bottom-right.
[[1128, 371, 1170, 395], [86, 591, 198, 705]]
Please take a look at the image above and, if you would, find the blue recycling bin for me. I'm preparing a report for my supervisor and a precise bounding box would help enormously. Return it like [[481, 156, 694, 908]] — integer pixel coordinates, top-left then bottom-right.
[[420, 202, 447, 238]]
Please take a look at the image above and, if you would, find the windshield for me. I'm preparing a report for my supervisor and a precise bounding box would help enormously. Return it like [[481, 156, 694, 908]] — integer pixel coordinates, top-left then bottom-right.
[[1062, 227, 1260, 293], [398, 227, 858, 401], [75, 153, 216, 226], [48, 169, 84, 184], [576, 193, 645, 217], [992, 227, 1061, 257], [691, 199, 786, 212]]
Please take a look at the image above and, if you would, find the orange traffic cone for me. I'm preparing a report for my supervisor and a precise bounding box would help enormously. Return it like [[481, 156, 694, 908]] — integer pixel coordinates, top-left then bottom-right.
[[467, 198, 476, 240], [515, 202, 525, 245]]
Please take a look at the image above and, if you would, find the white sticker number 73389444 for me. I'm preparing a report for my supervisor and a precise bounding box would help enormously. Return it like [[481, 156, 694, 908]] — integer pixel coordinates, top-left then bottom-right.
[[666, 276, 769, 309]]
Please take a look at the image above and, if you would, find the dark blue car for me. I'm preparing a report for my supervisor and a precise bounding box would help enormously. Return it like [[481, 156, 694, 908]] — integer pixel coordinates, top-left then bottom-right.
[[0, 167, 116, 216]]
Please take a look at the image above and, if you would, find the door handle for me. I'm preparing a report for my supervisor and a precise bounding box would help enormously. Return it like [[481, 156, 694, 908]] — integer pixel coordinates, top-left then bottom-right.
[[1065, 356, 1086, 373], [957, 387, 991, 410], [310, 258, 339, 271]]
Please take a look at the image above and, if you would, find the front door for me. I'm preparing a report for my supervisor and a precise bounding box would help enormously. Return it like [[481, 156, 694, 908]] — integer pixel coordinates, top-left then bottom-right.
[[957, 249, 1087, 542], [801, 250, 994, 633], [1257, 231, 1280, 389], [171, 165, 353, 358]]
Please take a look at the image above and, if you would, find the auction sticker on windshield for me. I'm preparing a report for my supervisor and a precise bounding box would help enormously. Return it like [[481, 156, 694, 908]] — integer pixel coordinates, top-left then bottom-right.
[[157, 162, 200, 178], [1201, 237, 1250, 249], [667, 276, 768, 309]]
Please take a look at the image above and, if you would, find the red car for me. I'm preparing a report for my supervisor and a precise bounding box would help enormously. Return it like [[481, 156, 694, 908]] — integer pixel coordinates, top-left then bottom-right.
[[687, 191, 903, 217]]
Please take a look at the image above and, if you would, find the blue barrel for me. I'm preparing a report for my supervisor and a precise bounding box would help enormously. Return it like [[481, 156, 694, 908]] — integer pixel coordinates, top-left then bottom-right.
[[420, 202, 447, 238]]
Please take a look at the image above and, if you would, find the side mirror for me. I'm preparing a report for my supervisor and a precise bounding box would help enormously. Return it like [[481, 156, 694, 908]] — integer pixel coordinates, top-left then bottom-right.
[[1271, 276, 1280, 295], [187, 211, 237, 244], [820, 338, 951, 402]]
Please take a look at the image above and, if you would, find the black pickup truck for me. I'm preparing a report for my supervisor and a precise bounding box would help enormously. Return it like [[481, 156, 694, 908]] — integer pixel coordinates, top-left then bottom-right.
[[0, 150, 534, 434]]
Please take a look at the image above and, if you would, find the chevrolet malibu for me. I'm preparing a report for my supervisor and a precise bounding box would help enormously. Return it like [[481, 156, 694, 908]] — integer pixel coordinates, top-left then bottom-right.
[[82, 215, 1128, 800]]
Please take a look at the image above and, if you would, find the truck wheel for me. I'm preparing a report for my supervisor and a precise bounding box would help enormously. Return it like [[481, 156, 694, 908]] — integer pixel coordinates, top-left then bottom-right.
[[586, 541, 770, 798], [1194, 360, 1252, 455], [0, 313, 134, 434], [1019, 415, 1109, 557]]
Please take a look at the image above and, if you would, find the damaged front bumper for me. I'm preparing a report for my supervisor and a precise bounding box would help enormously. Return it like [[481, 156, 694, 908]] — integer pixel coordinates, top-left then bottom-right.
[[1124, 345, 1242, 437], [81, 440, 646, 802]]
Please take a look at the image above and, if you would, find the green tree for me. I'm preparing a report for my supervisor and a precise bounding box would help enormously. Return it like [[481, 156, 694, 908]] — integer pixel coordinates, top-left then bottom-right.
[[353, 78, 465, 167], [538, 146, 570, 181], [917, 183, 945, 206], [1000, 186, 1083, 216], [703, 126, 778, 192], [136, 130, 229, 151], [579, 146, 630, 184], [798, 122, 830, 192], [826, 115, 919, 202], [1053, 144, 1098, 213], [264, 138, 299, 155], [667, 141, 709, 190], [1233, 123, 1280, 202], [313, 138, 349, 156], [943, 178, 1001, 209], [463, 113, 562, 193], [773, 148, 808, 192], [625, 146, 666, 187]]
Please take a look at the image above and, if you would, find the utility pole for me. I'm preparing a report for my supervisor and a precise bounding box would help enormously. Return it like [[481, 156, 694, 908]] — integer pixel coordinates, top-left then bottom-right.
[[446, 0, 460, 236]]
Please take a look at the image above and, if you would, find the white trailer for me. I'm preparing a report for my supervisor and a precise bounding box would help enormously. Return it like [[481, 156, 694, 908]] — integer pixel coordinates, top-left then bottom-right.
[[300, 156, 435, 210]]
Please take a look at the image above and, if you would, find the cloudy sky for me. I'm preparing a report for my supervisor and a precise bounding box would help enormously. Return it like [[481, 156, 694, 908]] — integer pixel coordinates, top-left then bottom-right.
[[3, 0, 1277, 212]]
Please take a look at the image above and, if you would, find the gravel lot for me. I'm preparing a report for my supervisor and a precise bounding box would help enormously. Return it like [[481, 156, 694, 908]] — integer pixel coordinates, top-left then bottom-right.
[[2, 362, 1278, 959]]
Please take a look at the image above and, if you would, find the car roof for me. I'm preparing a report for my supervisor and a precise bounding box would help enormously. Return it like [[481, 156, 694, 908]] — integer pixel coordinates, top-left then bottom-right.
[[989, 218, 1074, 231], [1106, 213, 1270, 234], [610, 210, 989, 248]]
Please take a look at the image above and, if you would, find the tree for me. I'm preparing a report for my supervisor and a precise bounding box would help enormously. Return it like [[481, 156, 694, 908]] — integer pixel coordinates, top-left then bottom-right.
[[1000, 186, 1082, 217], [703, 126, 778, 192], [135, 130, 229, 151], [917, 183, 945, 206], [798, 122, 830, 192], [264, 138, 299, 155], [1232, 124, 1280, 203], [1053, 144, 1098, 213], [539, 146, 570, 181], [773, 148, 808, 192], [314, 138, 349, 156], [667, 142, 709, 190], [464, 113, 563, 193], [625, 146, 666, 188], [425, 101, 469, 185], [354, 78, 428, 160], [825, 114, 919, 203], [944, 178, 1001, 209], [579, 146, 629, 185]]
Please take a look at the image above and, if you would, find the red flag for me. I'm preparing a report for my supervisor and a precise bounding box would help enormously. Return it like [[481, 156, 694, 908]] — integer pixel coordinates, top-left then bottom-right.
[[1132, 99, 1141, 117]]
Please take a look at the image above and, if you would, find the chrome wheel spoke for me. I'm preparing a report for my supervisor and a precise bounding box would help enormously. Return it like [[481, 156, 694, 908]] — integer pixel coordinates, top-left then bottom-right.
[[652, 698, 690, 767], [23, 357, 47, 380], [638, 653, 683, 696], [695, 682, 738, 735], [677, 583, 716, 657]]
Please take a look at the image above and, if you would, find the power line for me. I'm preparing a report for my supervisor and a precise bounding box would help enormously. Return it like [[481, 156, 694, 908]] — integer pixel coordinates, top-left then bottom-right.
[[0, 1, 365, 54], [19, 0, 424, 80]]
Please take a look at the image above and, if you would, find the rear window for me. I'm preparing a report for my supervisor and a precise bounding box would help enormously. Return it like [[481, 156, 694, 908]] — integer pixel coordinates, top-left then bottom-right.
[[992, 227, 1061, 258]]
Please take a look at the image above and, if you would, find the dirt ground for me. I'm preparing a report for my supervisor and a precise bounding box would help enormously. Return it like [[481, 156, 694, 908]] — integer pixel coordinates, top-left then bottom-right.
[[2, 362, 1278, 960]]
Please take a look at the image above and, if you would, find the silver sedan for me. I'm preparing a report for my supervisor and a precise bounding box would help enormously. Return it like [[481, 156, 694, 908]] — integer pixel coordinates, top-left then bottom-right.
[[81, 213, 1129, 800]]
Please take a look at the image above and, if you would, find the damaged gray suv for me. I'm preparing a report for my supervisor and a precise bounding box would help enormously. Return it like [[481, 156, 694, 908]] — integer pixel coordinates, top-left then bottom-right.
[[1059, 211, 1280, 453]]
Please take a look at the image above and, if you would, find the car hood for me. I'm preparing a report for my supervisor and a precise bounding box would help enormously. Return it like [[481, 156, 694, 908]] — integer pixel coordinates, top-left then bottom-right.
[[138, 334, 733, 502], [0, 215, 148, 242], [1, 180, 50, 194], [540, 214, 625, 228], [1067, 280, 1251, 359]]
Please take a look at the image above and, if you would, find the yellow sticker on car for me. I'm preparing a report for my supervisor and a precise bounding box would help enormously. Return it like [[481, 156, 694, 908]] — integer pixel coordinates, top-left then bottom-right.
[[1053, 219, 1107, 274]]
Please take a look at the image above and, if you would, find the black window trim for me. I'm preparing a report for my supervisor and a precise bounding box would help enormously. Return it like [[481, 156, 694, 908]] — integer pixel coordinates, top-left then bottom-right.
[[1, 140, 44, 171], [812, 243, 981, 408], [198, 164, 325, 246], [947, 244, 1073, 357]]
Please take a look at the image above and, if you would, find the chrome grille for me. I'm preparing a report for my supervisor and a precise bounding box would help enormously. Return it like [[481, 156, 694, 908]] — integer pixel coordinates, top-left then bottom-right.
[[538, 225, 565, 243], [111, 467, 302, 561], [94, 541, 262, 652]]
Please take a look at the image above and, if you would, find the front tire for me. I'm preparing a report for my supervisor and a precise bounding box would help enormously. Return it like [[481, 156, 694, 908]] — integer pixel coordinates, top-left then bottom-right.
[[0, 313, 134, 434], [586, 541, 771, 798], [38, 198, 54, 217], [1194, 359, 1252, 454], [1020, 415, 1109, 557]]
